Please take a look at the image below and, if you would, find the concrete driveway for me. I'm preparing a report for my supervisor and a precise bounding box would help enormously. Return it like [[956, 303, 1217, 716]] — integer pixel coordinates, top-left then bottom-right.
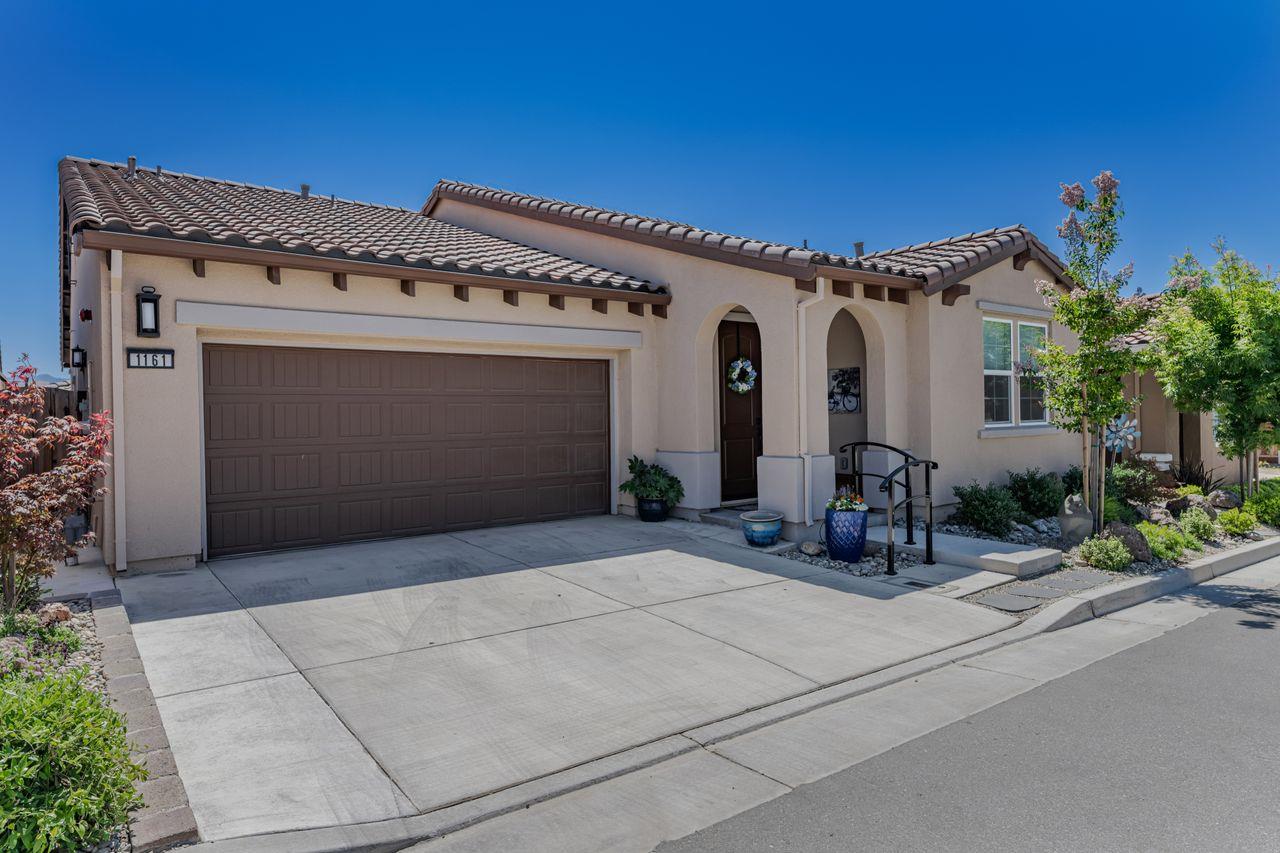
[[118, 515, 1016, 843]]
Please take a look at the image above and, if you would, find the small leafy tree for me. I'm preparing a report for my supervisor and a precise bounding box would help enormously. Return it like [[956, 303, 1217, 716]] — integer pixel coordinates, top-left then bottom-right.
[[1, 358, 111, 611], [1035, 172, 1151, 531], [1150, 242, 1280, 496]]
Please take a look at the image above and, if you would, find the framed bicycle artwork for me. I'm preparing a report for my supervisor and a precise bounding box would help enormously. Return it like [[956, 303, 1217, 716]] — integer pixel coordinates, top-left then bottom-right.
[[828, 367, 861, 414]]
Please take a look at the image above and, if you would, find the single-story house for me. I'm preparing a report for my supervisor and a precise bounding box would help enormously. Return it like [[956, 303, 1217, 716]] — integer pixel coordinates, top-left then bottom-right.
[[59, 156, 1087, 573], [1122, 292, 1234, 478]]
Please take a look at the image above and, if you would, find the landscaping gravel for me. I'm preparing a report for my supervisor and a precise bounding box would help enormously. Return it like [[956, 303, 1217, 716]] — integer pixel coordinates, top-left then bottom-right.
[[783, 545, 922, 578]]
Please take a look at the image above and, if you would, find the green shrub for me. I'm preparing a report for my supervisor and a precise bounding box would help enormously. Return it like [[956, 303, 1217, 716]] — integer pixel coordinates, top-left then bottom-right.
[[0, 671, 146, 850], [1179, 506, 1217, 542], [1174, 484, 1204, 497], [1103, 494, 1139, 525], [1219, 507, 1258, 537], [1109, 462, 1160, 504], [1173, 460, 1226, 495], [951, 481, 1022, 536], [618, 455, 684, 506], [1079, 535, 1133, 572], [1062, 465, 1083, 496], [1006, 468, 1065, 519], [1244, 480, 1280, 527], [1138, 521, 1202, 561]]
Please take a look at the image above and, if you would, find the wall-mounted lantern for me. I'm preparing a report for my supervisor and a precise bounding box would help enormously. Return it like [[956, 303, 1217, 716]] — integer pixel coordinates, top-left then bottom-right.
[[136, 286, 161, 337], [70, 346, 86, 370]]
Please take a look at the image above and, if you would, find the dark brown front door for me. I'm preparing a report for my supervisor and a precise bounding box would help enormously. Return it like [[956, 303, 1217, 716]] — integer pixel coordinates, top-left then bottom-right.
[[203, 344, 610, 557], [718, 320, 762, 502]]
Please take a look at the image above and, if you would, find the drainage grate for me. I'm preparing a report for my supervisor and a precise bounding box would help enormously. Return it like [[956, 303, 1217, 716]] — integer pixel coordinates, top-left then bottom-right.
[[901, 580, 935, 589]]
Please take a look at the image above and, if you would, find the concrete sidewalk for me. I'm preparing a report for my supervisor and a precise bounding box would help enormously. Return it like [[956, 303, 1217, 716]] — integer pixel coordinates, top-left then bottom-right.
[[116, 515, 1015, 845]]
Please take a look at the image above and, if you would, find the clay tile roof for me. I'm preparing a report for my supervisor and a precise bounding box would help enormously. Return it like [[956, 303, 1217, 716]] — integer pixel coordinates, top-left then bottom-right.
[[824, 225, 1069, 293], [425, 180, 821, 270], [58, 157, 660, 294], [1121, 291, 1164, 346], [425, 181, 1069, 293]]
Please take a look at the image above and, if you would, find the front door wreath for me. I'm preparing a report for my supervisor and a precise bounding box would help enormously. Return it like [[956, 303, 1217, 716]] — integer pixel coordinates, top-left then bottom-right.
[[727, 357, 757, 395]]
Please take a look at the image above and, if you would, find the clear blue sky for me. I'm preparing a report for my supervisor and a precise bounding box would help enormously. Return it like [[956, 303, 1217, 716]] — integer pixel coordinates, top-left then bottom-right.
[[3, 1, 1277, 376]]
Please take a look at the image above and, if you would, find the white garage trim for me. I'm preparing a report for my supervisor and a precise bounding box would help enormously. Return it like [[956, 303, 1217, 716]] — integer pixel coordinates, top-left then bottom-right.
[[175, 301, 644, 350]]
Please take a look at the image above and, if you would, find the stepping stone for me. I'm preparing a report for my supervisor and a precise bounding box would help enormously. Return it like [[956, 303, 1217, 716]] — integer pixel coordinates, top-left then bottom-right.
[[1002, 584, 1068, 600], [1037, 572, 1109, 592], [976, 592, 1043, 612]]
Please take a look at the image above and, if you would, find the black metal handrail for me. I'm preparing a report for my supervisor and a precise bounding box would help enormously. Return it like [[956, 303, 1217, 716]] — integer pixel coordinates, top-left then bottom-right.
[[878, 457, 938, 575], [837, 441, 938, 575]]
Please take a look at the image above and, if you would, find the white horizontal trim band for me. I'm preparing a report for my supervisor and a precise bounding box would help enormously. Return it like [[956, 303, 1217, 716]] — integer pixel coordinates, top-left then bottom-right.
[[976, 300, 1054, 320], [977, 424, 1062, 439], [175, 301, 643, 350]]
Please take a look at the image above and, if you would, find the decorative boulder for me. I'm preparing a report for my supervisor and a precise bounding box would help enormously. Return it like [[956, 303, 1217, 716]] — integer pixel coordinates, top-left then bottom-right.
[[1208, 489, 1244, 510], [1106, 521, 1152, 564], [1058, 494, 1094, 548], [37, 602, 72, 626], [1147, 507, 1176, 527], [799, 540, 825, 557], [1166, 493, 1219, 520]]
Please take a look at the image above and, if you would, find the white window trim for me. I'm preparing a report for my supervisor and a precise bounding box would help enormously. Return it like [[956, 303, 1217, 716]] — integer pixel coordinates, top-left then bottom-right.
[[1016, 320, 1049, 426], [983, 317, 1015, 426], [983, 316, 1052, 428]]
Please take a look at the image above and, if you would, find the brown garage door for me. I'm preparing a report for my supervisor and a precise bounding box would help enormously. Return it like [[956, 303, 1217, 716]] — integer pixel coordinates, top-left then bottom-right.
[[203, 345, 610, 557]]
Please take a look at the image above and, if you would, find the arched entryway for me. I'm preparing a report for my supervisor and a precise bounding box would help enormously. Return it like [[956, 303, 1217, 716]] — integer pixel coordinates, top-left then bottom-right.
[[717, 308, 763, 503], [824, 306, 887, 494]]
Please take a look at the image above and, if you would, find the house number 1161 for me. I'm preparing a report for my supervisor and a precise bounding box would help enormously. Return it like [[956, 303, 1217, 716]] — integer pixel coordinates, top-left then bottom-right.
[[126, 348, 175, 369]]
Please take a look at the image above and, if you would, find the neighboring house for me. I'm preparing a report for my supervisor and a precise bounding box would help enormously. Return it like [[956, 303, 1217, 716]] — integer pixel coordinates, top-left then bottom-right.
[[1122, 292, 1234, 478], [59, 156, 1081, 573]]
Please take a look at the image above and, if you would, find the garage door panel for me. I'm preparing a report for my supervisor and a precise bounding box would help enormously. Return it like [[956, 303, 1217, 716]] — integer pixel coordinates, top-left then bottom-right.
[[272, 453, 321, 491], [273, 504, 322, 545], [204, 346, 609, 556], [207, 402, 262, 442]]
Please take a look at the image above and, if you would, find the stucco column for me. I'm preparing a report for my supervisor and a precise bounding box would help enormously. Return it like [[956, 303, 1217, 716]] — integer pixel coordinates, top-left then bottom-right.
[[107, 249, 127, 574]]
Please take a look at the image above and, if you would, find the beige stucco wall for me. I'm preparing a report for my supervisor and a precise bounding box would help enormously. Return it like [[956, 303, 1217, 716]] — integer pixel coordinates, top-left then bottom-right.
[[916, 261, 1081, 504], [1130, 369, 1237, 483]]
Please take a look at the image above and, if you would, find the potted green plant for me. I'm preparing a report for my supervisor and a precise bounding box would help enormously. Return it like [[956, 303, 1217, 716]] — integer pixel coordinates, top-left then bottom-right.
[[619, 455, 685, 522], [824, 486, 869, 563]]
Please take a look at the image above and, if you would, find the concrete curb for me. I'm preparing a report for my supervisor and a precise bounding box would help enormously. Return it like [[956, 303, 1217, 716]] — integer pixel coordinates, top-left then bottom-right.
[[89, 588, 201, 851], [188, 535, 1280, 853], [1023, 534, 1280, 633]]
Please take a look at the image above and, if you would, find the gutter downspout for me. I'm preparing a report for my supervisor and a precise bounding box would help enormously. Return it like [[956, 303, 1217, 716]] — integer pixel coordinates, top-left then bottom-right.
[[797, 277, 828, 525], [108, 249, 127, 574]]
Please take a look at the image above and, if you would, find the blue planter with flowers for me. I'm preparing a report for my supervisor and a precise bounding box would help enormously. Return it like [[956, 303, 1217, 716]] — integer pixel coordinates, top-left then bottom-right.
[[824, 488, 869, 563]]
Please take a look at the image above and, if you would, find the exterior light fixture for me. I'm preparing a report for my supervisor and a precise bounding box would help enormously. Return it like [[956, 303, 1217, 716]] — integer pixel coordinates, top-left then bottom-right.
[[70, 346, 86, 369], [136, 286, 161, 337], [79, 308, 93, 322]]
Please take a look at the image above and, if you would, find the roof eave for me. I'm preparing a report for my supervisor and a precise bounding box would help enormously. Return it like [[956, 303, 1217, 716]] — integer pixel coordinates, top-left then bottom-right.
[[75, 228, 672, 305]]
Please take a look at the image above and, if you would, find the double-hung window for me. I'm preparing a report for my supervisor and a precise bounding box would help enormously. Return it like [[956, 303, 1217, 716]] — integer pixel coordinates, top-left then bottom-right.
[[983, 317, 1048, 425]]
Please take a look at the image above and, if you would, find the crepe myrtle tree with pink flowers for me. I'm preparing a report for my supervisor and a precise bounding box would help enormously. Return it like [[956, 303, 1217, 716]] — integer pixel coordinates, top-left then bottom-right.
[[1033, 172, 1152, 533], [1, 357, 111, 611]]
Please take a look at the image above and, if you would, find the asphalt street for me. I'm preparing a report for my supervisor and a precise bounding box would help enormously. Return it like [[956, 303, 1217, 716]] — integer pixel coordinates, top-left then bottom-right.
[[662, 587, 1280, 853]]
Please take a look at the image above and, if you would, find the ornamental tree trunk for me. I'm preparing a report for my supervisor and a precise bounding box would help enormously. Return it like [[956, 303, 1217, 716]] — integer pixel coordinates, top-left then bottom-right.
[[2, 552, 15, 611]]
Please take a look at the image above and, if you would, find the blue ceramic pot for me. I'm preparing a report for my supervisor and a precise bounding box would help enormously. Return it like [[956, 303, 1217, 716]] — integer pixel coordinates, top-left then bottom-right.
[[825, 508, 868, 563], [740, 510, 784, 546]]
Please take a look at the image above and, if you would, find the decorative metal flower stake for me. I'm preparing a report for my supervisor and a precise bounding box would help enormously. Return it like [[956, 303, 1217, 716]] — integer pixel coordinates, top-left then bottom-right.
[[1105, 415, 1141, 453]]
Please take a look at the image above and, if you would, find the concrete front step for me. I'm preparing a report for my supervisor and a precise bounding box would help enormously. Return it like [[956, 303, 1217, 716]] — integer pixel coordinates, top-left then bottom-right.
[[698, 507, 751, 529], [864, 525, 1061, 578]]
